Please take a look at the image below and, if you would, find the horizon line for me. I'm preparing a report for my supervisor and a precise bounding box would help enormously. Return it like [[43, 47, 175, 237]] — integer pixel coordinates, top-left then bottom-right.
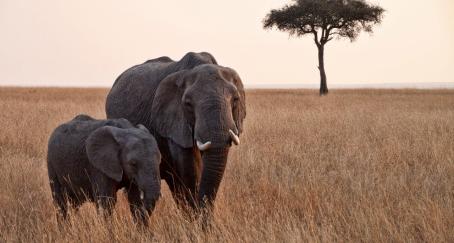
[[1, 82, 454, 90]]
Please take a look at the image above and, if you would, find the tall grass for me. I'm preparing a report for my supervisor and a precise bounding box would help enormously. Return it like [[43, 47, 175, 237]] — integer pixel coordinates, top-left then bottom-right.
[[0, 87, 453, 242]]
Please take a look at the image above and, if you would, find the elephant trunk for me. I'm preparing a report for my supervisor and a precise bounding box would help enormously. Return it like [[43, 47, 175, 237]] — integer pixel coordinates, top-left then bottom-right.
[[139, 179, 161, 214], [198, 147, 229, 209], [143, 189, 160, 214]]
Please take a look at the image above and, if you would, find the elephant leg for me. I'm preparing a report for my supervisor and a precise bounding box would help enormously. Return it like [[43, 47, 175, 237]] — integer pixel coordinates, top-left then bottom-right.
[[92, 177, 117, 219], [166, 141, 199, 211], [95, 195, 116, 219], [49, 176, 68, 226], [163, 175, 198, 220], [177, 159, 198, 209], [127, 185, 149, 227]]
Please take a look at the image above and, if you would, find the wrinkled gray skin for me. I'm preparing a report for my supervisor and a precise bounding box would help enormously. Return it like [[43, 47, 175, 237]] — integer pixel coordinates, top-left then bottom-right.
[[47, 114, 161, 227], [105, 52, 246, 214]]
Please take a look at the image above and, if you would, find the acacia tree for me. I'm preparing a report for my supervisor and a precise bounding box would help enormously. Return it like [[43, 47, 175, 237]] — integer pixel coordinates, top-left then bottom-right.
[[263, 0, 384, 95]]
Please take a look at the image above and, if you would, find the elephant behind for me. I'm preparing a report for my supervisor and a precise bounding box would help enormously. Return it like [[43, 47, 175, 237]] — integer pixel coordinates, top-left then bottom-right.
[[47, 114, 161, 226], [106, 52, 246, 212]]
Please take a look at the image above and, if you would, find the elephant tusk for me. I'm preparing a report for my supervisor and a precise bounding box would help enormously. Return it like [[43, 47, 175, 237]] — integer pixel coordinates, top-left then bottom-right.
[[196, 140, 212, 151], [229, 129, 240, 145], [140, 190, 144, 200]]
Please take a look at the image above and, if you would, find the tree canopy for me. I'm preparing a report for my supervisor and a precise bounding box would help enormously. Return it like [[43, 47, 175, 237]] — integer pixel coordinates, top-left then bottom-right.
[[263, 0, 385, 47]]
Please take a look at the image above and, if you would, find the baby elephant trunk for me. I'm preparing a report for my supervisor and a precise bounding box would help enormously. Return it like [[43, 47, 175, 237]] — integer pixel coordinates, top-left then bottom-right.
[[142, 185, 161, 214]]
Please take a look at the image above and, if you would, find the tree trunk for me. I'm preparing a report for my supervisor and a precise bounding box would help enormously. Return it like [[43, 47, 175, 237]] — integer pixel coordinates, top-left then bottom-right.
[[318, 45, 328, 96]]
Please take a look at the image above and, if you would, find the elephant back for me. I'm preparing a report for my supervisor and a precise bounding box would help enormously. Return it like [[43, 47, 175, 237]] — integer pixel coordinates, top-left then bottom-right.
[[105, 52, 218, 129]]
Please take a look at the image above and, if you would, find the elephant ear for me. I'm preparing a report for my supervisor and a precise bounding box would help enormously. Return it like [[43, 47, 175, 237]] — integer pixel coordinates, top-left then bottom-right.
[[85, 126, 124, 182], [221, 67, 246, 134], [150, 70, 193, 148]]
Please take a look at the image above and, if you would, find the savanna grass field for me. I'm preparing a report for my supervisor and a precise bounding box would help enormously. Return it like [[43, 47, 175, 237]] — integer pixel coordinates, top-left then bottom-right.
[[0, 87, 453, 242]]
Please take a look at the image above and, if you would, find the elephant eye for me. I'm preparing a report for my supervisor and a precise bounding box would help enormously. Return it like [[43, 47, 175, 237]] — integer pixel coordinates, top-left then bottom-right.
[[184, 100, 192, 109], [232, 96, 239, 105]]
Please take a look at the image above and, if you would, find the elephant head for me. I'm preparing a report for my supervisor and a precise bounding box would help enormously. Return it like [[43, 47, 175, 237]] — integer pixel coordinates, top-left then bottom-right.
[[85, 125, 161, 213], [151, 64, 246, 207]]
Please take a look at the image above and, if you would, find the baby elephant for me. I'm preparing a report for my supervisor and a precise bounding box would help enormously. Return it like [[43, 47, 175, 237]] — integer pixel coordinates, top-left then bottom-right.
[[47, 114, 161, 226]]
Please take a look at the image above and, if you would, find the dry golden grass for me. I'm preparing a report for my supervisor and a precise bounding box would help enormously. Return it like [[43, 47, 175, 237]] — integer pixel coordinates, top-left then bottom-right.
[[0, 87, 453, 242]]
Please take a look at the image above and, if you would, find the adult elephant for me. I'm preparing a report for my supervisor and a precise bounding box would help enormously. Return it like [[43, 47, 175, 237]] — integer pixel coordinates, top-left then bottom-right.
[[105, 52, 246, 213]]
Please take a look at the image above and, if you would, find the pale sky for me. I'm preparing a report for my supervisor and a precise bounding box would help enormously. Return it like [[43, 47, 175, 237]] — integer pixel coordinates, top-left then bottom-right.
[[1, 0, 453, 87]]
